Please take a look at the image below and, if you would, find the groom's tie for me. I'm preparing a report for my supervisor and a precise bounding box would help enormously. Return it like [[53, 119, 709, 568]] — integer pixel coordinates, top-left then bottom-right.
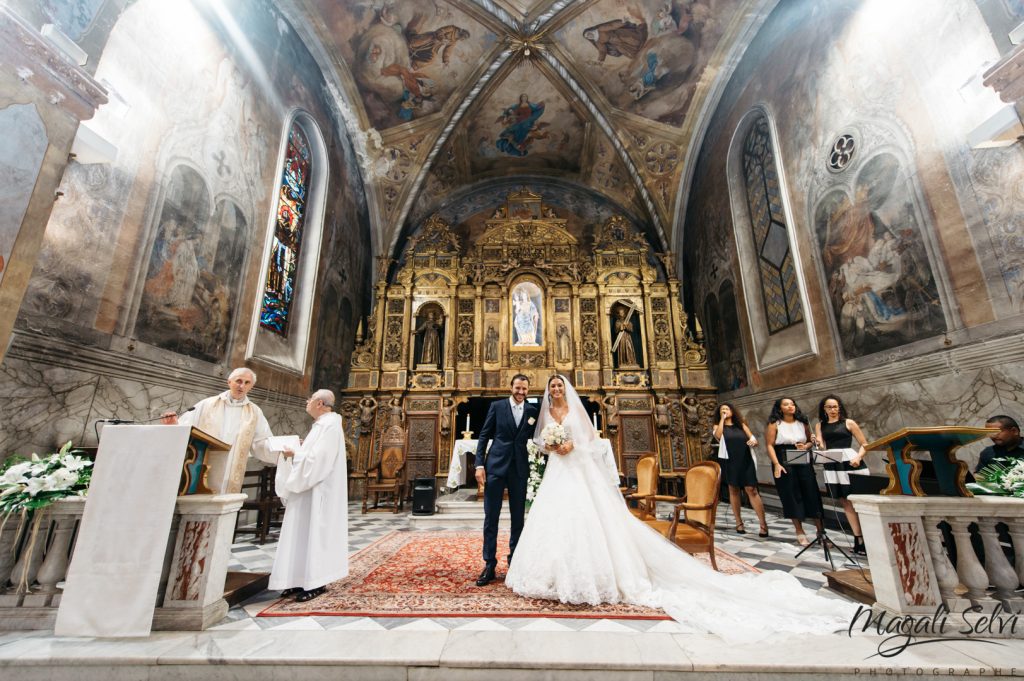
[[513, 402, 522, 427]]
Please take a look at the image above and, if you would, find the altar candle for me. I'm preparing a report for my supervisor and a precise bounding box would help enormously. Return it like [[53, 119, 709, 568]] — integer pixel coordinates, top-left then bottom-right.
[[465, 414, 470, 431], [593, 413, 598, 429]]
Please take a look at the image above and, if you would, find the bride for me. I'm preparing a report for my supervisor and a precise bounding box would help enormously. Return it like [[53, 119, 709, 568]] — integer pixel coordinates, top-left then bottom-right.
[[504, 374, 857, 643]]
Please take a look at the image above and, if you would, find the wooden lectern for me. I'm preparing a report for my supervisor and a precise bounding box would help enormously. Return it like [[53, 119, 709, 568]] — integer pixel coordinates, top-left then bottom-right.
[[865, 426, 999, 497]]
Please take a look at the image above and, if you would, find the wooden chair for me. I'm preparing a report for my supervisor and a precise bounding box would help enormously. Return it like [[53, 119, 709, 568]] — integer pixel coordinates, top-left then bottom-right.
[[646, 460, 722, 570], [233, 466, 283, 545], [362, 446, 406, 513], [622, 453, 678, 520]]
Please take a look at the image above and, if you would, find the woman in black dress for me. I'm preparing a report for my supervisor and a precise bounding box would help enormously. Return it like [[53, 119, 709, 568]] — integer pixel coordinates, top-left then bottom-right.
[[814, 395, 869, 556], [713, 403, 769, 537]]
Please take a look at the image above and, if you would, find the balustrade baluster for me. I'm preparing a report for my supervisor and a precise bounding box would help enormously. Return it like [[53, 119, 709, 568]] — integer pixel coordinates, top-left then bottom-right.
[[1004, 517, 1024, 589], [0, 518, 21, 591], [923, 516, 959, 605], [947, 518, 989, 603], [35, 513, 76, 595], [976, 518, 1018, 607]]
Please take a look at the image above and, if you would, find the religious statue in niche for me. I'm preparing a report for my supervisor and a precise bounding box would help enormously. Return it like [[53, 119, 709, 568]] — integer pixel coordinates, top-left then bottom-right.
[[556, 324, 571, 363], [511, 281, 543, 347], [611, 304, 641, 368], [413, 309, 443, 367], [484, 325, 499, 362]]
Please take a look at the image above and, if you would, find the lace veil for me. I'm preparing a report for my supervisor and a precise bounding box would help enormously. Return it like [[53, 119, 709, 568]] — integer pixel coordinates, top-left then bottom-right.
[[532, 374, 598, 451]]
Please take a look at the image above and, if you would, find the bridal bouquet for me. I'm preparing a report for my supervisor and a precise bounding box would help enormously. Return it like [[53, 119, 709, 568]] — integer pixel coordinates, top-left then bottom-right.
[[0, 441, 93, 515], [968, 458, 1024, 498], [540, 422, 568, 448]]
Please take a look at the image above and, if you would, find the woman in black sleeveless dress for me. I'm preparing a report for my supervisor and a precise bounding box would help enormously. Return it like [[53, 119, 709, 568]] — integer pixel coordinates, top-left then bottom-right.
[[713, 403, 769, 537], [814, 395, 870, 556]]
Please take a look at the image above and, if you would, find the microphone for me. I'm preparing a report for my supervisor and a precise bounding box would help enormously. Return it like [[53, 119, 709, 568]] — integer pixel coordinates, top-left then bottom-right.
[[97, 406, 196, 426]]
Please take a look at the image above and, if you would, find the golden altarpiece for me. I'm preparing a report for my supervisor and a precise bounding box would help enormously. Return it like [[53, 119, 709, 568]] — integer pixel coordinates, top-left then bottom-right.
[[340, 190, 717, 495]]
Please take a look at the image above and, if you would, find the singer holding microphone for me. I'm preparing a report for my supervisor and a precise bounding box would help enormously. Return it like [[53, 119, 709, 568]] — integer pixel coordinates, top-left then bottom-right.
[[765, 396, 823, 547], [161, 367, 276, 490]]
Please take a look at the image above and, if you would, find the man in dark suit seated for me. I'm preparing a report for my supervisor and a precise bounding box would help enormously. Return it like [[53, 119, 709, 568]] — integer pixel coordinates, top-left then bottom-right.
[[474, 373, 538, 586], [975, 415, 1023, 472]]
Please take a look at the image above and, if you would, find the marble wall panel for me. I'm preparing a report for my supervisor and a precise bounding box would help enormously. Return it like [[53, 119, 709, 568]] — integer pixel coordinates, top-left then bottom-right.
[[0, 104, 47, 287], [0, 357, 98, 455], [989, 364, 1024, 418], [83, 376, 187, 446]]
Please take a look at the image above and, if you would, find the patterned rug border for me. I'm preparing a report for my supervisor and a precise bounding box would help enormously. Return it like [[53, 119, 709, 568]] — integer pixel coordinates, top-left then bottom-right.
[[258, 529, 758, 620]]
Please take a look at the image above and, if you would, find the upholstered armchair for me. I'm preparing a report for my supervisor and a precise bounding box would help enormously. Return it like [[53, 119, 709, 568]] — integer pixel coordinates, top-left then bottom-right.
[[622, 454, 677, 520], [362, 446, 406, 513], [646, 460, 722, 570]]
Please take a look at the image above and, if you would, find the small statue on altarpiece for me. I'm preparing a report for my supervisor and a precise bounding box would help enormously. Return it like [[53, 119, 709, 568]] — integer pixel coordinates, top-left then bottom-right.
[[484, 325, 499, 362], [556, 324, 571, 363], [655, 396, 671, 433], [614, 307, 638, 367], [602, 395, 619, 433], [439, 397, 454, 436], [413, 310, 442, 367], [358, 396, 377, 434]]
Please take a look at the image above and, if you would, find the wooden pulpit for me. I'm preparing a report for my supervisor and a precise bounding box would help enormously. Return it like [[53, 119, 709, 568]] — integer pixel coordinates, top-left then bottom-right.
[[865, 426, 999, 497], [178, 427, 230, 495]]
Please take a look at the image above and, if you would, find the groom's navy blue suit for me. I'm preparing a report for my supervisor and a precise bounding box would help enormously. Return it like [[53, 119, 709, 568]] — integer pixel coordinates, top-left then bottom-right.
[[476, 397, 538, 567]]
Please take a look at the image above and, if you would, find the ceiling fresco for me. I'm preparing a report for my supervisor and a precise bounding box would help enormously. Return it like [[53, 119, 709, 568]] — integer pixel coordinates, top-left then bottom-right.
[[286, 0, 759, 260], [553, 0, 742, 126], [465, 62, 587, 177]]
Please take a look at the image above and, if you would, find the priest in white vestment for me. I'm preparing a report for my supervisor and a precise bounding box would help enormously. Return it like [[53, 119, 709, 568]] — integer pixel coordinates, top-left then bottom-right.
[[269, 388, 349, 602], [163, 367, 275, 492]]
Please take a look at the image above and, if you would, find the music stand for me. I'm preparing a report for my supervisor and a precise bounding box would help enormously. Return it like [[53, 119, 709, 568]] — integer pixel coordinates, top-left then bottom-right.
[[783, 447, 858, 571]]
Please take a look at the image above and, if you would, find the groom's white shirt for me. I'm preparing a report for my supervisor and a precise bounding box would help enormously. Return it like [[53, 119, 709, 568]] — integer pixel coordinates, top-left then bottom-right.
[[510, 396, 523, 426]]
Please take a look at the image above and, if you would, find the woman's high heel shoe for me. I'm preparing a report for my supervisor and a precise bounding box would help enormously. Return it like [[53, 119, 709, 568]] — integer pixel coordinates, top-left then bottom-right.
[[853, 535, 867, 556], [758, 525, 769, 538], [734, 522, 746, 534]]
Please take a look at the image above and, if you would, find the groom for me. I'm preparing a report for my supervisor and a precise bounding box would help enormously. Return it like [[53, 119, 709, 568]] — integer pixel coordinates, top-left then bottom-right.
[[474, 373, 538, 586]]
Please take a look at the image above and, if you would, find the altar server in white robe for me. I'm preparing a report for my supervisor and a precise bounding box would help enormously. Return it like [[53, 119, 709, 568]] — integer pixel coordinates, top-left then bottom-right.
[[162, 367, 275, 492], [269, 389, 349, 602]]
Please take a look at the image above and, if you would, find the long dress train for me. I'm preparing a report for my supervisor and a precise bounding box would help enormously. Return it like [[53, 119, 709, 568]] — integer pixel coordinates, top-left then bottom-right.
[[504, 378, 857, 644]]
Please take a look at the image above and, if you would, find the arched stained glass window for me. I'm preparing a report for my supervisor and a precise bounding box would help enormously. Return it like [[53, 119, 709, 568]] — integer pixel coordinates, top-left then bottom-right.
[[742, 116, 803, 334], [260, 123, 311, 336]]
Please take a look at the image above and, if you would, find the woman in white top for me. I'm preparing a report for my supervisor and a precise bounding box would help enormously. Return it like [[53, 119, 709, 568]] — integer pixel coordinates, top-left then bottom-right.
[[765, 397, 823, 546]]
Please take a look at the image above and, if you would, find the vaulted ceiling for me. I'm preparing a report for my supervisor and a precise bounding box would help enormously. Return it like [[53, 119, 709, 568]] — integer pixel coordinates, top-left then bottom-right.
[[282, 0, 769, 259]]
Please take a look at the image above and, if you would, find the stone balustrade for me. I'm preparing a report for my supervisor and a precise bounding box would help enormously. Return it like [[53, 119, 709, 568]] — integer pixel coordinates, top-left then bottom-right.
[[851, 494, 1024, 635], [0, 494, 244, 631]]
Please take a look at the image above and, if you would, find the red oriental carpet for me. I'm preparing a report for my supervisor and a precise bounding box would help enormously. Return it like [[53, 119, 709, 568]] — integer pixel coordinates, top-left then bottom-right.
[[258, 530, 757, 619]]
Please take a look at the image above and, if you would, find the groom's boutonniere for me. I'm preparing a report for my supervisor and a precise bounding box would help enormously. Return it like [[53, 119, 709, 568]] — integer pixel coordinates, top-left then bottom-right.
[[528, 417, 536, 425]]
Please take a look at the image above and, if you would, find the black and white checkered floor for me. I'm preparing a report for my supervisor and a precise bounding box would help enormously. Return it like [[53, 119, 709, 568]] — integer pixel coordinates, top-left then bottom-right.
[[218, 499, 861, 632]]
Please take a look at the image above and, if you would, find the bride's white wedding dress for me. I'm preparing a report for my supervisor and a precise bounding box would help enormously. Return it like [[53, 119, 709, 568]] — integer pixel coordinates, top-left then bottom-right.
[[504, 377, 857, 644]]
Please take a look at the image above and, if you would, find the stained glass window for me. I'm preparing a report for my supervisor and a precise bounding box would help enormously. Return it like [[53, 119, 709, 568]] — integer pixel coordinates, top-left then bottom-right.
[[260, 123, 311, 336], [742, 116, 803, 334]]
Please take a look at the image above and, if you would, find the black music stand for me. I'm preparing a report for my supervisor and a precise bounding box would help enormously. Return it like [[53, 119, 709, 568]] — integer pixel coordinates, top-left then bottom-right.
[[783, 447, 858, 571]]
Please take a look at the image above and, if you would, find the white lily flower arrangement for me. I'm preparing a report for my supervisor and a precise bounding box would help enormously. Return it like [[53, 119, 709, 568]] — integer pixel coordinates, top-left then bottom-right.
[[0, 441, 92, 515]]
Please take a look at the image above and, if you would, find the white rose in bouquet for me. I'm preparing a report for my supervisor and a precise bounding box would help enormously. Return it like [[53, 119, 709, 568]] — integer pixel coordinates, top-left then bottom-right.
[[540, 423, 568, 448]]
